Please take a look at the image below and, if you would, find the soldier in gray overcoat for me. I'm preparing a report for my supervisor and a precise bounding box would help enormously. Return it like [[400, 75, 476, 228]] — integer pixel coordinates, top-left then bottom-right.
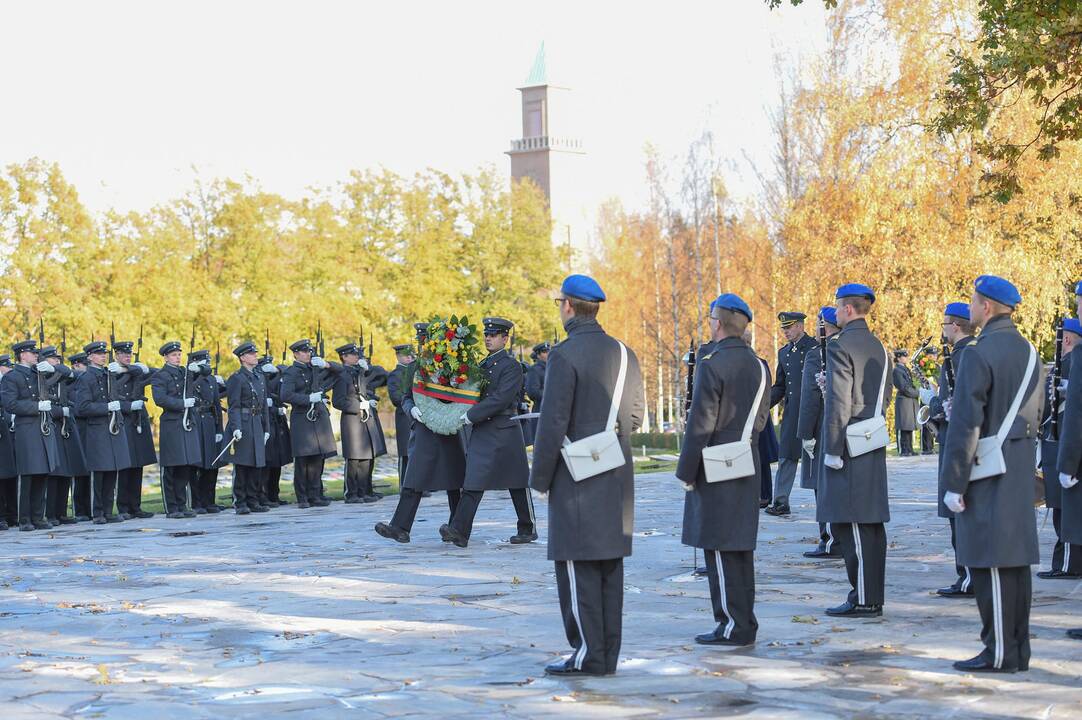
[[676, 294, 769, 647], [0, 356, 18, 529], [74, 341, 132, 523], [1055, 280, 1082, 641], [1, 340, 61, 530], [440, 317, 534, 548], [39, 346, 85, 526], [66, 352, 92, 521], [819, 283, 893, 617], [280, 338, 342, 507], [386, 339, 420, 483], [795, 306, 842, 559], [766, 312, 816, 516], [529, 274, 644, 677], [892, 350, 919, 456], [941, 275, 1041, 673], [224, 342, 270, 514], [259, 355, 292, 506], [924, 303, 977, 597], [112, 340, 156, 520], [332, 342, 388, 504], [523, 341, 549, 446], [150, 341, 201, 518], [187, 350, 226, 513], [1037, 318, 1082, 578]]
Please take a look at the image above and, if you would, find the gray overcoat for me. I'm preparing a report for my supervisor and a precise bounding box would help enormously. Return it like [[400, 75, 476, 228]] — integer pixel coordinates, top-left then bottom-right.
[[463, 349, 530, 491], [770, 333, 817, 460], [150, 363, 203, 468]]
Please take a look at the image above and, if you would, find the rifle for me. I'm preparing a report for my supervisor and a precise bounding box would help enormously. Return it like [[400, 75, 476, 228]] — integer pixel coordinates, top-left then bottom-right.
[[107, 321, 120, 435], [135, 324, 143, 363], [133, 323, 146, 434], [683, 339, 695, 417], [1052, 315, 1064, 441], [214, 341, 220, 377], [59, 326, 70, 438], [307, 321, 324, 422], [265, 329, 271, 360], [37, 319, 52, 437], [181, 324, 195, 432]]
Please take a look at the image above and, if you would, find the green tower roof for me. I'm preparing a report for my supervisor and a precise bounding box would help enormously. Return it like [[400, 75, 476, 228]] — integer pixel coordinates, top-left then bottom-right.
[[524, 42, 547, 86]]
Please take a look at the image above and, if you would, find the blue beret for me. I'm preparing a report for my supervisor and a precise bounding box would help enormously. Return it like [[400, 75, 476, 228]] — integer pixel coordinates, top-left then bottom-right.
[[944, 302, 970, 321], [835, 283, 875, 304], [974, 275, 1021, 308], [561, 274, 606, 302], [1064, 318, 1082, 337], [712, 293, 752, 321], [818, 305, 838, 327], [1074, 281, 1082, 296]]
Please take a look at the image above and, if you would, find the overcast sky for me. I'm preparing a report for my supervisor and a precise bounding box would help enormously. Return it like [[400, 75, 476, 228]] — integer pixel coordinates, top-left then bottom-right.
[[0, 1, 827, 219]]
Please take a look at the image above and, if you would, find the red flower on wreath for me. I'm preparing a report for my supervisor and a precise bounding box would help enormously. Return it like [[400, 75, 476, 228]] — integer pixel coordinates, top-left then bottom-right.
[[438, 375, 447, 385], [457, 374, 467, 383], [458, 363, 468, 373], [434, 353, 443, 362], [445, 330, 455, 340]]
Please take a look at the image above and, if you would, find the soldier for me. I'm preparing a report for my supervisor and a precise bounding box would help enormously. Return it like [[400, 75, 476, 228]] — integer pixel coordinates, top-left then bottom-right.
[[150, 341, 202, 518], [280, 338, 342, 508], [0, 355, 17, 529], [225, 341, 271, 514], [1036, 318, 1082, 579], [524, 341, 549, 446], [259, 354, 291, 506], [923, 302, 977, 597], [374, 325, 465, 543], [67, 351, 92, 521], [440, 317, 535, 547], [1, 340, 61, 530], [188, 350, 226, 513], [332, 342, 388, 504], [530, 274, 645, 677], [387, 337, 420, 484], [677, 294, 770, 647], [111, 339, 156, 520], [1056, 280, 1082, 641], [74, 340, 132, 524], [819, 283, 893, 617], [892, 349, 919, 456], [795, 306, 843, 559], [765, 311, 816, 517], [942, 275, 1041, 673], [40, 346, 84, 526]]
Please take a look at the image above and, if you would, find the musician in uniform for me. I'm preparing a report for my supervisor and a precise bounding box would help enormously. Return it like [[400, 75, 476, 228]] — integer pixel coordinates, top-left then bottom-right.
[[440, 317, 534, 547], [112, 340, 156, 520], [67, 351, 92, 521], [820, 283, 893, 617], [530, 274, 645, 676], [387, 341, 418, 485], [74, 341, 132, 524], [765, 311, 816, 517], [1056, 279, 1082, 640], [923, 303, 977, 597], [891, 349, 919, 456], [40, 346, 84, 526], [332, 342, 388, 503], [280, 339, 342, 508], [0, 356, 17, 529], [941, 275, 1041, 673], [1037, 318, 1082, 579], [225, 341, 271, 514], [259, 353, 292, 506], [150, 341, 201, 518], [796, 306, 843, 558], [677, 294, 770, 646]]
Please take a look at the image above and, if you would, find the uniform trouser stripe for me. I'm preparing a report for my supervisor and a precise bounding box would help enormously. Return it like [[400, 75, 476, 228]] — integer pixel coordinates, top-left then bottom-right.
[[852, 523, 865, 605], [1063, 543, 1071, 572], [159, 467, 168, 512], [960, 566, 971, 592], [525, 488, 535, 525], [991, 567, 1004, 669], [16, 475, 21, 523], [715, 551, 736, 639], [824, 523, 834, 552], [566, 560, 587, 670], [90, 472, 96, 517]]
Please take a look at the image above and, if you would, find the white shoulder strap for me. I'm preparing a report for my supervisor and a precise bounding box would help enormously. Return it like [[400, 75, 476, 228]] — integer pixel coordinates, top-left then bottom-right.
[[740, 358, 767, 442], [873, 342, 889, 416], [605, 342, 629, 432], [994, 343, 1037, 444]]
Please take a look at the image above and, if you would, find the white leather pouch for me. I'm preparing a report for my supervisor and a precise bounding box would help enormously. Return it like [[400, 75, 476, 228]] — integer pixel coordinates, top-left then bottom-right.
[[561, 343, 628, 482], [703, 358, 767, 483], [970, 344, 1036, 481], [845, 343, 890, 457]]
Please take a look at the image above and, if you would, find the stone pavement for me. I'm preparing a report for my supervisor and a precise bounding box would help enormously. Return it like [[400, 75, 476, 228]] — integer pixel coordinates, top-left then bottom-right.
[[1, 455, 1079, 718]]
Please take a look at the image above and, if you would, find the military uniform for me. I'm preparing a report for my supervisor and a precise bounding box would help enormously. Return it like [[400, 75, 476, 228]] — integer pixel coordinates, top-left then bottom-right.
[[767, 313, 816, 513], [39, 346, 85, 526], [225, 342, 271, 513], [676, 299, 770, 647], [66, 353, 92, 520], [260, 357, 292, 505], [1056, 284, 1082, 641], [332, 343, 388, 503], [522, 342, 549, 446], [150, 342, 201, 517], [73, 342, 132, 523], [279, 339, 342, 507], [820, 285, 893, 615], [0, 358, 18, 528], [941, 276, 1041, 673], [387, 339, 420, 484], [442, 318, 534, 547], [187, 352, 225, 512], [892, 354, 919, 456], [530, 274, 645, 677], [113, 342, 157, 519]]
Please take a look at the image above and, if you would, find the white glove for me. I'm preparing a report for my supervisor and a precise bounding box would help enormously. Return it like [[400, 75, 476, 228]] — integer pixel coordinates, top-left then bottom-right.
[[535, 490, 548, 500], [1061, 473, 1079, 489], [824, 453, 844, 470], [183, 397, 196, 408], [1058, 379, 1069, 392], [358, 359, 369, 371], [410, 406, 423, 422], [943, 399, 953, 422], [368, 399, 378, 408], [215, 375, 225, 386], [107, 401, 121, 412], [232, 429, 243, 441], [802, 438, 816, 458], [37, 400, 52, 412], [461, 412, 472, 426], [215, 433, 223, 443], [681, 481, 695, 492], [36, 361, 55, 373], [815, 370, 826, 392], [919, 387, 936, 406], [944, 491, 966, 513], [278, 407, 286, 416], [266, 397, 274, 407], [264, 431, 270, 444], [187, 362, 202, 372], [133, 362, 149, 374], [62, 406, 70, 417], [311, 356, 328, 368], [308, 392, 323, 403], [261, 362, 278, 374], [130, 400, 144, 411], [108, 361, 127, 374]]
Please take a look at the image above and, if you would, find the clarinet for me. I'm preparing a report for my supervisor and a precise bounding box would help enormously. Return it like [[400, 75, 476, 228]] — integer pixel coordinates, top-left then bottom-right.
[[684, 340, 695, 416], [941, 335, 955, 396], [1051, 316, 1064, 442], [818, 317, 827, 389]]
